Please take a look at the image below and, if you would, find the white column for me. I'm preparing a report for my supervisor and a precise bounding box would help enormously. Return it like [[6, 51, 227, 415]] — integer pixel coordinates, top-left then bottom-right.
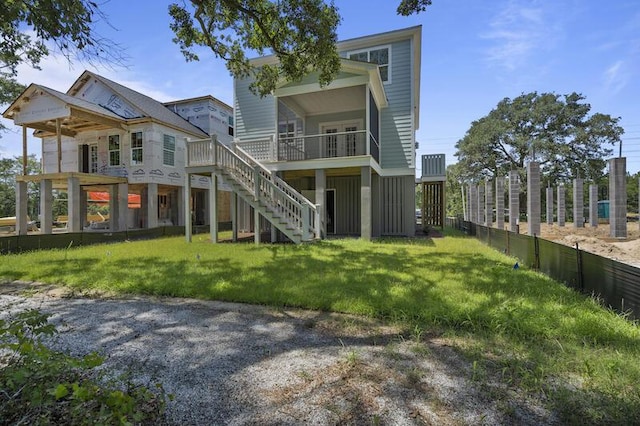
[[360, 166, 372, 240]]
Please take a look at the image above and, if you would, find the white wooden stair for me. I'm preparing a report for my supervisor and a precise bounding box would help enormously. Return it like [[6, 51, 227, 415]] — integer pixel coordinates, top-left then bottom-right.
[[187, 136, 320, 244]]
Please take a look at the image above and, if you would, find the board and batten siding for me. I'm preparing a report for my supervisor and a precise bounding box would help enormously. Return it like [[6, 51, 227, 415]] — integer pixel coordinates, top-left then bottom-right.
[[234, 77, 276, 141], [327, 176, 361, 235], [380, 39, 414, 170], [381, 175, 415, 235]]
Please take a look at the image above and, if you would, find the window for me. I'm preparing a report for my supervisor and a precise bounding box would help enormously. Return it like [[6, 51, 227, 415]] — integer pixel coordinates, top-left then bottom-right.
[[89, 144, 98, 173], [163, 134, 175, 166], [278, 122, 295, 141], [228, 116, 234, 136], [108, 135, 120, 166], [348, 46, 390, 82], [131, 132, 143, 165]]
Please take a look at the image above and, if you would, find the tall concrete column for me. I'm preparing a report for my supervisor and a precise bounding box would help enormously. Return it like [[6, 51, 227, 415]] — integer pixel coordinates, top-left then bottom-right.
[[315, 169, 326, 237], [477, 184, 485, 226], [176, 186, 185, 227], [67, 177, 81, 232], [117, 183, 128, 231], [40, 179, 53, 234], [210, 175, 218, 243], [147, 183, 158, 229], [360, 166, 372, 240], [546, 187, 553, 225], [485, 179, 493, 227], [110, 184, 119, 231], [469, 185, 477, 224], [15, 181, 28, 235], [557, 185, 566, 227], [573, 178, 584, 228], [508, 171, 519, 233], [609, 157, 627, 238], [589, 184, 598, 227], [496, 177, 505, 229], [527, 162, 541, 236], [79, 190, 87, 229]]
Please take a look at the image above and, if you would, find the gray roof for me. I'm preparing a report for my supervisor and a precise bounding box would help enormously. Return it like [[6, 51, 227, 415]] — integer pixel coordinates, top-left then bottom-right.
[[75, 71, 209, 138]]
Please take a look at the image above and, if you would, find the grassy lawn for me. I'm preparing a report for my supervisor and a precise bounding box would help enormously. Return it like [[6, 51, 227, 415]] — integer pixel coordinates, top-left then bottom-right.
[[1, 231, 639, 423]]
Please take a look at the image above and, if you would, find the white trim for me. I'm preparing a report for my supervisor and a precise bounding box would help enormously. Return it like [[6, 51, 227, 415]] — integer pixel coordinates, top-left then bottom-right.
[[379, 168, 415, 177]]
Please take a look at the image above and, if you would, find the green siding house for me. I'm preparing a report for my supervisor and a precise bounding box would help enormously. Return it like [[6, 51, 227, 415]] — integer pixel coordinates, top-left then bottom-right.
[[185, 26, 422, 242]]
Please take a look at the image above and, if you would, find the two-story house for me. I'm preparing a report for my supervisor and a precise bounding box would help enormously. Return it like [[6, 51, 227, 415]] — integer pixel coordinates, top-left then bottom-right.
[[185, 25, 421, 242], [3, 70, 232, 234]]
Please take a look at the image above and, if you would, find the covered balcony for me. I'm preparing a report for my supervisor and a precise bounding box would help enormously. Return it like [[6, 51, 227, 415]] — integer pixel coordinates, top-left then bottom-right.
[[229, 59, 387, 171]]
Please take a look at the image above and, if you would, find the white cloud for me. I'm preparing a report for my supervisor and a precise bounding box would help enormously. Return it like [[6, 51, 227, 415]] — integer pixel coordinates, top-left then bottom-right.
[[481, 1, 553, 71], [603, 60, 629, 94]]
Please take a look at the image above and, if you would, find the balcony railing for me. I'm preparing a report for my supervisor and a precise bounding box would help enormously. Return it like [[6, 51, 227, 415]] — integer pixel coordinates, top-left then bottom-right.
[[234, 130, 380, 164]]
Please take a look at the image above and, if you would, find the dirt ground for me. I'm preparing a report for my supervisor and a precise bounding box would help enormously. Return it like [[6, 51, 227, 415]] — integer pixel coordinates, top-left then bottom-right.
[[516, 222, 640, 268]]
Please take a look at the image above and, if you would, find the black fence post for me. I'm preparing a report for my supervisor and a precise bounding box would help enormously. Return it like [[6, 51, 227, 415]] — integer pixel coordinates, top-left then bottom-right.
[[576, 242, 584, 292], [534, 235, 540, 270]]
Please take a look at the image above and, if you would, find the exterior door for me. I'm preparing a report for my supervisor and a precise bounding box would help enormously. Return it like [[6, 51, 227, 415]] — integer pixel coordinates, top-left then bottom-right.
[[321, 121, 361, 158], [326, 189, 336, 234]]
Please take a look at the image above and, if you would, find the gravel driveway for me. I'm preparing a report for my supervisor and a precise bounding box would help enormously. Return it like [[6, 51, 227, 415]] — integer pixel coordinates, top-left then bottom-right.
[[0, 281, 554, 425]]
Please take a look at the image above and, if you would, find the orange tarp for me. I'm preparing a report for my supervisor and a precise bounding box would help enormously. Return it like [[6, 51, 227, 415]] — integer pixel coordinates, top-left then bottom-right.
[[88, 192, 141, 208]]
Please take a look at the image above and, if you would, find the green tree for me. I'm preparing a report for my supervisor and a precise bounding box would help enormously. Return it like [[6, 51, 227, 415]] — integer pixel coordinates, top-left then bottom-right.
[[0, 155, 40, 218], [455, 92, 624, 185], [169, 0, 433, 96], [1, 0, 121, 132], [445, 163, 465, 217]]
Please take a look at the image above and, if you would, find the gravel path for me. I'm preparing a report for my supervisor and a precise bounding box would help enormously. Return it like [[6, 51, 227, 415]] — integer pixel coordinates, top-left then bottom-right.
[[0, 281, 554, 425]]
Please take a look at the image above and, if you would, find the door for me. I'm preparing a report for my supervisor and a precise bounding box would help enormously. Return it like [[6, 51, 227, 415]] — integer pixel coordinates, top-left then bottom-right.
[[321, 121, 361, 158], [326, 189, 336, 234]]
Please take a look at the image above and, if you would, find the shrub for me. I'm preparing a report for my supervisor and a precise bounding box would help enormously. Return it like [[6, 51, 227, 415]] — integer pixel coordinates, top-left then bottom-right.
[[0, 309, 166, 425]]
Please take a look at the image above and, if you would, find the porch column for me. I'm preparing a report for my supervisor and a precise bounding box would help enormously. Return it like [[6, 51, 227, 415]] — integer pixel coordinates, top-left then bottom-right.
[[67, 176, 81, 232], [315, 169, 326, 237], [210, 175, 218, 243], [176, 186, 185, 226], [40, 179, 53, 234], [79, 190, 87, 229], [231, 192, 238, 242], [118, 183, 128, 231], [184, 174, 192, 242], [110, 184, 119, 231], [147, 183, 158, 229], [15, 181, 28, 235], [372, 173, 381, 237], [360, 166, 372, 240]]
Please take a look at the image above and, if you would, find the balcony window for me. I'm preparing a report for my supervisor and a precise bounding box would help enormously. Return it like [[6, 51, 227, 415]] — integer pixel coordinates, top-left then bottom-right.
[[108, 135, 120, 166]]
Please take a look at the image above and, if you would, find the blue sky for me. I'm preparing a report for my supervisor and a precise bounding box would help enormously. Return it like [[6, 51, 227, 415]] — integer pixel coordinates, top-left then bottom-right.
[[1, 0, 639, 174]]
